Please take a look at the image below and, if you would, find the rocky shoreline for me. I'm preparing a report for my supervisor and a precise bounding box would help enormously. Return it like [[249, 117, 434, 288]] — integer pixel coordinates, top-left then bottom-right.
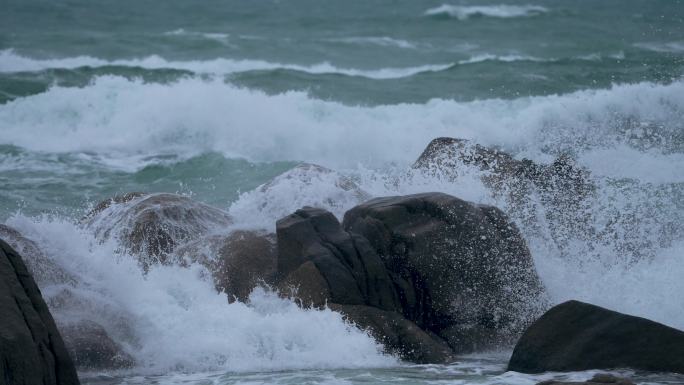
[[1, 138, 682, 384]]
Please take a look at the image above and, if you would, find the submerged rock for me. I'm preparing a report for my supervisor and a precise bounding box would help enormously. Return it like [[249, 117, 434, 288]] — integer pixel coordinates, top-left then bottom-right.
[[0, 239, 80, 385], [276, 192, 545, 361], [537, 374, 635, 385], [0, 224, 75, 286], [508, 300, 684, 374], [85, 192, 232, 268], [60, 320, 134, 371], [176, 230, 278, 301]]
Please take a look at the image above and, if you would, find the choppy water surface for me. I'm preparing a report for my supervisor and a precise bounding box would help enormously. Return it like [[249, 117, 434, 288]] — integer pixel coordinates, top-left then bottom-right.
[[1, 0, 683, 383]]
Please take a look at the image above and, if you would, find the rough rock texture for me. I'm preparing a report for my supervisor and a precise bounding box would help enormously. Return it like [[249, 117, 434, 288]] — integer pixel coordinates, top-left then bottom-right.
[[85, 193, 232, 268], [60, 320, 134, 371], [509, 300, 684, 374], [344, 192, 545, 352], [0, 239, 80, 385], [537, 374, 635, 385], [177, 230, 278, 301], [276, 193, 544, 361], [0, 224, 76, 287]]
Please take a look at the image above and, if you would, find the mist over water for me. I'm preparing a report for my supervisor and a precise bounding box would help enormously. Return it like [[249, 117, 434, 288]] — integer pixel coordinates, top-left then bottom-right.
[[1, 0, 683, 383]]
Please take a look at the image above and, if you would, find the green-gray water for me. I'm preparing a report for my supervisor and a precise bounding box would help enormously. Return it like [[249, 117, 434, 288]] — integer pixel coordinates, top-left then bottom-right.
[[1, 0, 684, 383]]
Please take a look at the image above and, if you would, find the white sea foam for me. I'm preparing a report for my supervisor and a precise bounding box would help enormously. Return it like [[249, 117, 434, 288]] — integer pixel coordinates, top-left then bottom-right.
[[2, 75, 684, 376], [164, 29, 233, 46], [0, 49, 451, 79], [325, 36, 418, 49], [458, 54, 548, 64], [5, 214, 396, 375], [634, 41, 684, 53], [424, 4, 549, 20], [1, 76, 683, 176]]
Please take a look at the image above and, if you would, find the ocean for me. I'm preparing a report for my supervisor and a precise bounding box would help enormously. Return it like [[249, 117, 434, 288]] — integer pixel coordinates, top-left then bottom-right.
[[1, 0, 684, 383]]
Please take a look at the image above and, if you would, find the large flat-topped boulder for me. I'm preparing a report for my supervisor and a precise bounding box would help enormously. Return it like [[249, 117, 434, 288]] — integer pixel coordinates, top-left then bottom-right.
[[509, 300, 684, 374], [0, 239, 80, 385]]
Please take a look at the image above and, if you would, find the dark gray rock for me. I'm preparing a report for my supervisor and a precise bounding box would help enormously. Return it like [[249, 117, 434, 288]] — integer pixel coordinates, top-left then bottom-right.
[[537, 374, 636, 385], [509, 300, 684, 374], [276, 207, 400, 311], [60, 320, 134, 371], [0, 239, 80, 385], [275, 193, 545, 361], [343, 192, 545, 353]]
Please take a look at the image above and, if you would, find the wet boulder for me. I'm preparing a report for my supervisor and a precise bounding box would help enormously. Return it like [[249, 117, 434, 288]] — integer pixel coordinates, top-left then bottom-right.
[[275, 206, 454, 362], [344, 192, 545, 352], [0, 239, 80, 385], [60, 320, 134, 371], [537, 374, 635, 385], [330, 304, 455, 364], [85, 193, 232, 268], [508, 300, 684, 374], [275, 192, 545, 361], [0, 224, 75, 286], [276, 207, 400, 311], [176, 230, 278, 301]]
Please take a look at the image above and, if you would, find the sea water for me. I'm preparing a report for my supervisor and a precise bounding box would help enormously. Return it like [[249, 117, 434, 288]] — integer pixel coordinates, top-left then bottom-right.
[[1, 0, 683, 383]]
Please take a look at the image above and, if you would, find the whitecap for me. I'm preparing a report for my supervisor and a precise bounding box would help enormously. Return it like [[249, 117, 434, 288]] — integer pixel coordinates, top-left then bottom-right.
[[0, 49, 451, 79], [424, 4, 549, 20]]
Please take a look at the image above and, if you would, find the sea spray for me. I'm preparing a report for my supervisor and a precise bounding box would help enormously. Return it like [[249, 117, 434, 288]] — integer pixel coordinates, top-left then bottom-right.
[[4, 213, 396, 374]]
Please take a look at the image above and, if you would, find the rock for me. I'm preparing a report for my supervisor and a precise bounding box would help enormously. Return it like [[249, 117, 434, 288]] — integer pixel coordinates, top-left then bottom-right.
[[85, 193, 232, 268], [330, 304, 455, 364], [275, 193, 545, 361], [508, 300, 684, 374], [414, 138, 591, 196], [0, 224, 75, 286], [60, 320, 134, 371], [343, 192, 545, 352], [537, 374, 636, 385], [176, 230, 278, 301], [276, 207, 400, 311], [0, 239, 80, 385], [275, 206, 455, 362]]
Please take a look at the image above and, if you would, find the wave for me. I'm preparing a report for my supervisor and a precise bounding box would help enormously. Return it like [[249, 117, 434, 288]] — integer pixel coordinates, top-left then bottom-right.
[[3, 75, 684, 375], [634, 41, 684, 54], [325, 36, 417, 49], [2, 75, 682, 174], [0, 49, 451, 80], [163, 29, 234, 46], [457, 51, 627, 65], [4, 214, 395, 374], [457, 54, 548, 64], [424, 4, 549, 20]]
